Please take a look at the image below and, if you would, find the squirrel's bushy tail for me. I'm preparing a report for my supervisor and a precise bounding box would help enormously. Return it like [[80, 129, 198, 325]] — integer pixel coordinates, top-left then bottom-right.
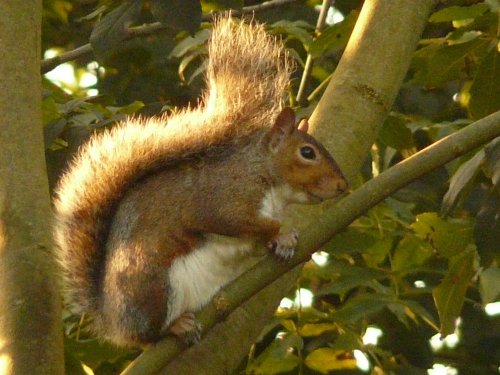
[[54, 17, 292, 326], [204, 17, 292, 131]]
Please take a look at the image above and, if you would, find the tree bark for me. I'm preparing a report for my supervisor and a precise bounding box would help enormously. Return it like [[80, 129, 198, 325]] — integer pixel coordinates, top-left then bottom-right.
[[0, 1, 64, 374]]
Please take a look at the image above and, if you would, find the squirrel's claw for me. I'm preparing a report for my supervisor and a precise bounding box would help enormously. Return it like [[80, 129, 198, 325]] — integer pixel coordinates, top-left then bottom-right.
[[168, 312, 202, 345], [267, 229, 298, 261]]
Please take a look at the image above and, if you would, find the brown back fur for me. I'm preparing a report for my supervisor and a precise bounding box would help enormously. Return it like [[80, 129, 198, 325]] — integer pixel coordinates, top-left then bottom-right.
[[53, 17, 292, 324]]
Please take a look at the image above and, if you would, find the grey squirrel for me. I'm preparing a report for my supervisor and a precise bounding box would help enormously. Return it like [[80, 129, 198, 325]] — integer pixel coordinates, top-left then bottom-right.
[[54, 17, 348, 347]]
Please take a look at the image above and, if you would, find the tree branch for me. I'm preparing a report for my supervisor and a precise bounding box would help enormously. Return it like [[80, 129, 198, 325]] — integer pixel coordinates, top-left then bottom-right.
[[296, 0, 333, 105], [41, 0, 300, 73]]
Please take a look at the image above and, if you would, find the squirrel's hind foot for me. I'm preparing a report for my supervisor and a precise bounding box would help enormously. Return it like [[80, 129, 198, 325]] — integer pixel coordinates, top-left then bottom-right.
[[267, 229, 298, 261], [168, 312, 202, 345]]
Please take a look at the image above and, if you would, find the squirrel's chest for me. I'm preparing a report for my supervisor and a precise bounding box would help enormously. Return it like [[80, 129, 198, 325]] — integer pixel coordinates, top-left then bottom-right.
[[259, 184, 308, 220]]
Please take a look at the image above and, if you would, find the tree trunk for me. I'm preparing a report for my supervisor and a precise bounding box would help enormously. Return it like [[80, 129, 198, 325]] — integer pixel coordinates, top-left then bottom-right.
[[0, 1, 64, 374]]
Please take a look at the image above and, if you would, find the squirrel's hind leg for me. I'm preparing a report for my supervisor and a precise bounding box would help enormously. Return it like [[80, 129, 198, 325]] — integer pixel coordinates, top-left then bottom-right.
[[166, 312, 202, 344]]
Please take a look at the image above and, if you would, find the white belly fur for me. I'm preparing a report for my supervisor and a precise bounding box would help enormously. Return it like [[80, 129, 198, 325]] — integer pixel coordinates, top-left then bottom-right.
[[166, 235, 258, 326]]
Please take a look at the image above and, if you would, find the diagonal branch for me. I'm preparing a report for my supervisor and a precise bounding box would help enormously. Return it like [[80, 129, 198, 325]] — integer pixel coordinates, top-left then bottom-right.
[[122, 109, 500, 375], [41, 0, 299, 73]]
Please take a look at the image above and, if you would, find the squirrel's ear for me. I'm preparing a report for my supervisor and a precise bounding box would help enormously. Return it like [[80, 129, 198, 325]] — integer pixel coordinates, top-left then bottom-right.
[[266, 107, 296, 152], [297, 118, 309, 133]]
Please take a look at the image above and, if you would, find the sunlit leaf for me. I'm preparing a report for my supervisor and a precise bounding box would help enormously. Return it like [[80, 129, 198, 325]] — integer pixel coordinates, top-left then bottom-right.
[[169, 28, 210, 59], [429, 4, 490, 23], [202, 0, 243, 12], [305, 348, 356, 373], [432, 249, 476, 337], [298, 323, 337, 337]]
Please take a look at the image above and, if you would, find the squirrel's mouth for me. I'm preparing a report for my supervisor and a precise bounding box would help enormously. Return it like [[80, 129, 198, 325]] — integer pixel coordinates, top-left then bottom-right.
[[307, 192, 325, 203]]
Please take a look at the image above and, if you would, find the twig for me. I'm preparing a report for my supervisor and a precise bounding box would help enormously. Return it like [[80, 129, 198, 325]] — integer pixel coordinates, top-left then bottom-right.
[[307, 71, 332, 102], [41, 0, 300, 73], [296, 0, 333, 105], [121, 110, 500, 375]]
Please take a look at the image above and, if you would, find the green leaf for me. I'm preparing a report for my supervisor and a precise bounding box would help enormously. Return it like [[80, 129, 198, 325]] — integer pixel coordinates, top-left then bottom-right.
[[178, 49, 205, 82], [330, 331, 362, 352], [108, 100, 144, 115], [330, 294, 393, 323], [65, 336, 135, 368], [441, 149, 485, 215], [474, 193, 500, 267], [363, 237, 392, 267], [412, 213, 474, 258], [89, 0, 142, 62], [317, 262, 387, 297], [305, 348, 357, 373], [298, 323, 337, 337], [270, 20, 313, 48], [44, 118, 67, 149], [411, 38, 487, 88], [323, 229, 376, 254], [202, 0, 243, 12], [479, 264, 500, 305], [432, 249, 476, 337], [169, 28, 210, 59], [309, 11, 358, 58], [392, 234, 434, 273], [247, 333, 302, 374], [469, 48, 500, 119], [429, 4, 490, 23], [150, 0, 202, 35], [402, 300, 439, 330], [379, 114, 415, 152], [484, 137, 500, 187]]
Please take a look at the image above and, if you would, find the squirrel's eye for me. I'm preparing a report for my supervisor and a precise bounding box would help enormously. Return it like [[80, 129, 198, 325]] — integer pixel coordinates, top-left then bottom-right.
[[300, 146, 316, 160]]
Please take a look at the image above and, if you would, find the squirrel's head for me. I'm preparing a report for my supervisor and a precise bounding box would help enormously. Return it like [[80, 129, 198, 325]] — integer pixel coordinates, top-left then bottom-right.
[[263, 107, 349, 203]]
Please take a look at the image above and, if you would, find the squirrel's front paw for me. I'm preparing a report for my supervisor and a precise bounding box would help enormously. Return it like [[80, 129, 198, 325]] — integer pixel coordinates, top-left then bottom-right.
[[168, 312, 202, 345], [267, 229, 298, 261]]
